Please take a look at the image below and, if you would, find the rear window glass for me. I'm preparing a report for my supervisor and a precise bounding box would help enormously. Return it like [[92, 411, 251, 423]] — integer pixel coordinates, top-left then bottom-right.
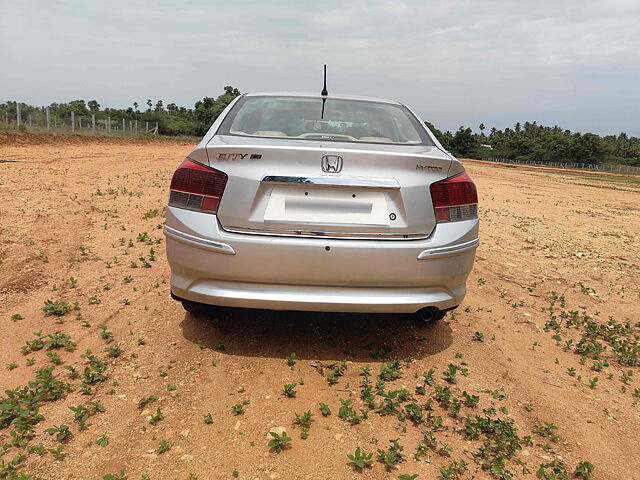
[[217, 96, 433, 146]]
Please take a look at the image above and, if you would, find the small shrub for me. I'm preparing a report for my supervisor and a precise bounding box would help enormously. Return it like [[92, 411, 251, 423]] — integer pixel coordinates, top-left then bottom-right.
[[286, 352, 299, 366], [267, 431, 291, 453], [157, 440, 171, 454], [377, 438, 405, 470], [149, 408, 164, 426], [283, 383, 297, 398], [347, 447, 373, 470], [44, 424, 71, 441], [42, 300, 72, 317], [574, 461, 594, 479], [319, 403, 331, 416], [293, 410, 314, 428]]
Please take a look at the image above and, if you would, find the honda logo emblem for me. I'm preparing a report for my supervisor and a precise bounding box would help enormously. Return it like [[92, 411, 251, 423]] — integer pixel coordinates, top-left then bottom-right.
[[321, 154, 343, 173]]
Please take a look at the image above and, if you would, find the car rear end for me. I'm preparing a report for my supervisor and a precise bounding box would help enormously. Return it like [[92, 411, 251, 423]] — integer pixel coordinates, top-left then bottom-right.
[[164, 93, 478, 316]]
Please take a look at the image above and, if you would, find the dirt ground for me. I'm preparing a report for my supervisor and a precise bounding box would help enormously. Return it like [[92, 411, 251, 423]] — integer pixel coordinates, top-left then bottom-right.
[[1, 133, 638, 480]]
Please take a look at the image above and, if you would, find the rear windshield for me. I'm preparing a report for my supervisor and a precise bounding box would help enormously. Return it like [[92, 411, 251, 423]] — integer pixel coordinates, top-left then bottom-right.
[[217, 96, 433, 146]]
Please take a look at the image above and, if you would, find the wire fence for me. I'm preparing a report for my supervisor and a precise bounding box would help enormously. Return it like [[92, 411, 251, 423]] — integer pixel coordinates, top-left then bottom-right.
[[3, 105, 640, 175], [482, 157, 640, 175], [2, 105, 158, 136]]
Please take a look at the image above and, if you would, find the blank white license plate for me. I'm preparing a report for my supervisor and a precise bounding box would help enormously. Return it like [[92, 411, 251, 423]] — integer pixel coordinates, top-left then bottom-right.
[[264, 187, 390, 225]]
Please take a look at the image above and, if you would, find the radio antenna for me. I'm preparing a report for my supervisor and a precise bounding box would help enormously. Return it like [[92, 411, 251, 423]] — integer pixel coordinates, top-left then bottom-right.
[[320, 65, 328, 119], [321, 64, 328, 96]]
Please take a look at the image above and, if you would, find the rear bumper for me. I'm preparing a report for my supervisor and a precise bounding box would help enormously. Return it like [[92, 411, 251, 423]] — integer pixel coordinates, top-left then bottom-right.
[[170, 277, 467, 313], [165, 207, 478, 313]]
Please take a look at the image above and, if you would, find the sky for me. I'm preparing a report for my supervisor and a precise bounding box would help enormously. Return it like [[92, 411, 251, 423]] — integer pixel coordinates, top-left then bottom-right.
[[1, 0, 639, 136]]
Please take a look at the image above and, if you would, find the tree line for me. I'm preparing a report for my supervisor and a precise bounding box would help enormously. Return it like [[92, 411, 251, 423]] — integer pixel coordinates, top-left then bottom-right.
[[427, 122, 640, 166], [0, 86, 241, 137], [2, 86, 638, 166]]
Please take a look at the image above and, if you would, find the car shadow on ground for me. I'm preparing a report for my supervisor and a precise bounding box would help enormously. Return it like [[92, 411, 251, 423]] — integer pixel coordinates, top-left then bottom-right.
[[180, 306, 453, 362]]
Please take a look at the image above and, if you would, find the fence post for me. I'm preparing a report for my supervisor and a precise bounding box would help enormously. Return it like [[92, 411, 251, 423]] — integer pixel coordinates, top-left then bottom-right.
[[122, 118, 125, 133], [107, 117, 111, 133], [46, 107, 50, 131], [79, 117, 82, 129], [16, 103, 21, 127], [28, 114, 32, 127], [71, 111, 75, 132], [135, 120, 138, 135], [129, 120, 132, 133], [92, 114, 95, 133]]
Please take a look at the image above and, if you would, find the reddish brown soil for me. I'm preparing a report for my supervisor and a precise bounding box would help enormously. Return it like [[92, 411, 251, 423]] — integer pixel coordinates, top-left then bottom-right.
[[1, 134, 638, 480]]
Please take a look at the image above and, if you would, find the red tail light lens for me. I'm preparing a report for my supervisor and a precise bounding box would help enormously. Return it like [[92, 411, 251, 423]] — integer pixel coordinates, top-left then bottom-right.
[[169, 159, 227, 213], [430, 172, 478, 223]]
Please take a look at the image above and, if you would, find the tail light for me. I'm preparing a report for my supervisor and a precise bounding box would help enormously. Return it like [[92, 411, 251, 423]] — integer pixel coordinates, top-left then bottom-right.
[[430, 172, 478, 223], [168, 158, 227, 214]]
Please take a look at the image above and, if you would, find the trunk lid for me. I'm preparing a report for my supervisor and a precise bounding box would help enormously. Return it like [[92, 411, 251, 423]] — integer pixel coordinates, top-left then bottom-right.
[[205, 135, 452, 239]]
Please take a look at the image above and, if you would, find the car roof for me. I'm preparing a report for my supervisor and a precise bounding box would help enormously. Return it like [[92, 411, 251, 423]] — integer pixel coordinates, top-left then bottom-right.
[[243, 91, 402, 105]]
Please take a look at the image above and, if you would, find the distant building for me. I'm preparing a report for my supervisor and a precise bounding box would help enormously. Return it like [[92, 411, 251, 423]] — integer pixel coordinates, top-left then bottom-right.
[[480, 144, 493, 149]]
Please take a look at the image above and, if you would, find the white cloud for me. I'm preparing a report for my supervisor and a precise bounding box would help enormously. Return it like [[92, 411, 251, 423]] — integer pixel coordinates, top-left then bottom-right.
[[0, 0, 638, 135]]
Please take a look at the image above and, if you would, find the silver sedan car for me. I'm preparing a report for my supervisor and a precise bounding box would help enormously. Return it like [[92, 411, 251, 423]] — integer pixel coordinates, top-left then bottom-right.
[[164, 92, 478, 321]]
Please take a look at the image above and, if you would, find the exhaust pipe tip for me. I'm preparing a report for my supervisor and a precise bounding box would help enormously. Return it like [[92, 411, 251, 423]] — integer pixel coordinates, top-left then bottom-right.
[[415, 307, 446, 323], [419, 308, 433, 322]]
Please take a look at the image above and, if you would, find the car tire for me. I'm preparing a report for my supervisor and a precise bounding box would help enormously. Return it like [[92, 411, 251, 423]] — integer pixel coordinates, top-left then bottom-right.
[[180, 299, 210, 316]]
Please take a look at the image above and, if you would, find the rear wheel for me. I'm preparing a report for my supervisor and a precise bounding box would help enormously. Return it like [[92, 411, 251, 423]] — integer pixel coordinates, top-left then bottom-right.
[[180, 299, 210, 316]]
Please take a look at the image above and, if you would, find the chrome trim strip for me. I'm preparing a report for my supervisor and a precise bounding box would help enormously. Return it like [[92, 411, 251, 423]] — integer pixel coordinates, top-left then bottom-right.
[[223, 225, 427, 240], [164, 226, 236, 255], [417, 238, 479, 259], [261, 176, 400, 190]]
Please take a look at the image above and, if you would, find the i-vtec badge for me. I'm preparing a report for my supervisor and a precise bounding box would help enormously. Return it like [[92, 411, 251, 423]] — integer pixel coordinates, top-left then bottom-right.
[[217, 153, 262, 160], [321, 154, 343, 173]]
